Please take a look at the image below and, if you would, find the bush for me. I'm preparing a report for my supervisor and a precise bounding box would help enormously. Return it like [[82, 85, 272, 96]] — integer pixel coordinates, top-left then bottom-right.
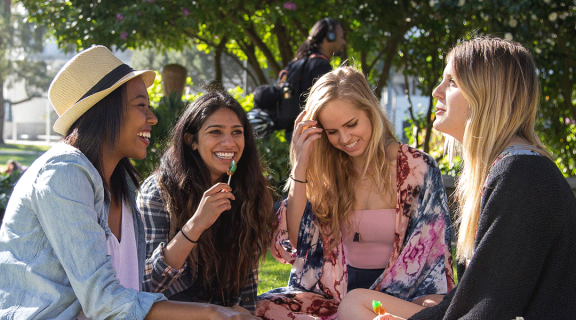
[[0, 170, 23, 223]]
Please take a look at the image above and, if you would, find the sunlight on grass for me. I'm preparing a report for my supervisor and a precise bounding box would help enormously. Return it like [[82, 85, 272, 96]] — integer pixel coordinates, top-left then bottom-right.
[[258, 250, 291, 295], [0, 144, 51, 171], [0, 144, 51, 153]]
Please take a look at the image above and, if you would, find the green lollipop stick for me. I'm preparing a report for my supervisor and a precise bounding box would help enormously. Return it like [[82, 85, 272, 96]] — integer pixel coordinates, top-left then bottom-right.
[[227, 160, 236, 185]]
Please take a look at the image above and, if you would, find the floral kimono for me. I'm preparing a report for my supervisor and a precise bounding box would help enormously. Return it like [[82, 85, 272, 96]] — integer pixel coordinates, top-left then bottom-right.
[[256, 145, 455, 320]]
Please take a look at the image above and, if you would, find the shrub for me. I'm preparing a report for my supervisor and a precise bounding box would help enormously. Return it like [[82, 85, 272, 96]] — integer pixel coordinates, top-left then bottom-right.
[[0, 171, 23, 223]]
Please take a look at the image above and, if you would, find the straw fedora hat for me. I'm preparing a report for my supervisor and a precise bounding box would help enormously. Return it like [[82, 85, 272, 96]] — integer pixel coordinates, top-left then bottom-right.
[[49, 45, 156, 135]]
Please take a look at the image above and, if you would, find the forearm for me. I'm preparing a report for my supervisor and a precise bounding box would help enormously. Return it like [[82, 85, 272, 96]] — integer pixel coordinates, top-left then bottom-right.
[[146, 300, 258, 320], [286, 166, 308, 248], [145, 301, 217, 320], [163, 222, 203, 269]]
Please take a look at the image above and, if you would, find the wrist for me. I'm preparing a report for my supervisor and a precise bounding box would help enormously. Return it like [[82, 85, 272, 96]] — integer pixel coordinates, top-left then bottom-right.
[[291, 167, 307, 181], [182, 222, 203, 242]]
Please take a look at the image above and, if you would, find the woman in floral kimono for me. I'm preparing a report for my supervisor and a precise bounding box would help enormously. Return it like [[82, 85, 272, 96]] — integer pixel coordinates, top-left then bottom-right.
[[256, 66, 455, 320]]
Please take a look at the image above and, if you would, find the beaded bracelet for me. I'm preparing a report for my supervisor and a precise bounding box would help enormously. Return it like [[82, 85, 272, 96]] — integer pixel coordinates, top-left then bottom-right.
[[180, 230, 198, 244], [289, 175, 308, 184]]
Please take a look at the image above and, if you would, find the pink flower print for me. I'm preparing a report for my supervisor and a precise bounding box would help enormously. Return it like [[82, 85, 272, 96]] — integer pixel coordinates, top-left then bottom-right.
[[120, 32, 129, 39], [137, 11, 142, 16], [183, 8, 189, 16], [116, 13, 124, 23], [283, 1, 297, 10], [402, 235, 425, 276]]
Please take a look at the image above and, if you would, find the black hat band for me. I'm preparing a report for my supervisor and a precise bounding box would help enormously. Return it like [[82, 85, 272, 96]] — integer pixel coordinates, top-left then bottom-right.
[[77, 64, 135, 103]]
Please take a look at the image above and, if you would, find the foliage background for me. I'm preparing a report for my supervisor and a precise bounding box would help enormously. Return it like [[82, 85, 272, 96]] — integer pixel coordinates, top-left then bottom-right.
[[15, 0, 575, 176]]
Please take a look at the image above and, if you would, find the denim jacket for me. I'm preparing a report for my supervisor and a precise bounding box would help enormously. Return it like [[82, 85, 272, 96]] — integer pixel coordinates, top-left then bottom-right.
[[0, 143, 166, 319]]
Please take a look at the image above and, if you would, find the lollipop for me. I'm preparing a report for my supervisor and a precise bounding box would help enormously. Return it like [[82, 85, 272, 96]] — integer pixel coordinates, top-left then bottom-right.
[[227, 160, 237, 185], [372, 300, 386, 315]]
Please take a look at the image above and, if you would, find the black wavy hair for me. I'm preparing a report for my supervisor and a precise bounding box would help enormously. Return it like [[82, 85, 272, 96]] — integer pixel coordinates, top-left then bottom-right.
[[155, 91, 275, 305], [63, 82, 138, 204]]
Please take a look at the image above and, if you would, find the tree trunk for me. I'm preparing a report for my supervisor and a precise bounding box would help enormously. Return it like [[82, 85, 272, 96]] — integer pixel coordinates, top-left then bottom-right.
[[208, 36, 227, 92], [0, 0, 10, 145], [274, 19, 292, 66], [0, 85, 5, 145], [238, 41, 268, 85], [422, 53, 438, 153], [243, 24, 282, 75]]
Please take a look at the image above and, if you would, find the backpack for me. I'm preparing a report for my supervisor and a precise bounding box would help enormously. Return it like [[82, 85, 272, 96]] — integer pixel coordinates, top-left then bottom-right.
[[253, 54, 325, 131]]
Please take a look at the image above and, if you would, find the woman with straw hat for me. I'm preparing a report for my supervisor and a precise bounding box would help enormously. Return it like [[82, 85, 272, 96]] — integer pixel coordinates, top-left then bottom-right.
[[0, 45, 256, 319]]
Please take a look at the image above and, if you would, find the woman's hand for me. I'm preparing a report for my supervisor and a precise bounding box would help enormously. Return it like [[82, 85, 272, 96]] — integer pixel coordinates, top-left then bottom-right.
[[286, 110, 322, 247], [291, 110, 323, 176], [165, 183, 235, 269], [185, 183, 235, 236]]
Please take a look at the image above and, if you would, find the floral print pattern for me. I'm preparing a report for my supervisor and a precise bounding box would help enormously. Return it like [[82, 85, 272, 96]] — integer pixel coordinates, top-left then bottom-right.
[[256, 145, 455, 320]]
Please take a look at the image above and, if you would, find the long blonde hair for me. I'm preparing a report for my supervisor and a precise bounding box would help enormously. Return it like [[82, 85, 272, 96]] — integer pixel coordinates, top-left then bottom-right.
[[287, 66, 397, 246], [447, 37, 551, 262]]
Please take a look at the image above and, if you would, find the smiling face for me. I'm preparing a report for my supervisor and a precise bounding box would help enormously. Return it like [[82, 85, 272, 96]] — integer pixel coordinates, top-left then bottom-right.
[[432, 58, 469, 142], [112, 77, 158, 161], [317, 98, 372, 165], [191, 107, 245, 184]]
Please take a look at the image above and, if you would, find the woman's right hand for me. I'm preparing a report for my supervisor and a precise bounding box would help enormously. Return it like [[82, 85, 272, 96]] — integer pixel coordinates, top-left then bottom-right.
[[165, 182, 235, 269], [186, 182, 235, 235], [286, 110, 322, 247], [291, 110, 323, 174]]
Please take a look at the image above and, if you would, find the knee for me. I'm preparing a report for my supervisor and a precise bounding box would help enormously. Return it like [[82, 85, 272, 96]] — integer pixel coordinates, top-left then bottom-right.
[[338, 289, 372, 316]]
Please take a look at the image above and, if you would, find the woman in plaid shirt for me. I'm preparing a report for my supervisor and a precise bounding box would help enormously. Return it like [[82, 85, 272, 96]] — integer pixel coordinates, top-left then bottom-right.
[[137, 92, 275, 314]]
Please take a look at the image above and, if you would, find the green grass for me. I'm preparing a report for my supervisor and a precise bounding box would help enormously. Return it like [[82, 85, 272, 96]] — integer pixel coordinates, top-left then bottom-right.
[[0, 144, 51, 153], [258, 250, 292, 295], [0, 143, 51, 171]]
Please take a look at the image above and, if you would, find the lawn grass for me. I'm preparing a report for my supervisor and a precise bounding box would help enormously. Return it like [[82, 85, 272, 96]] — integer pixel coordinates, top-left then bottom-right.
[[0, 143, 51, 171], [0, 143, 51, 153], [258, 250, 292, 295], [257, 248, 459, 296]]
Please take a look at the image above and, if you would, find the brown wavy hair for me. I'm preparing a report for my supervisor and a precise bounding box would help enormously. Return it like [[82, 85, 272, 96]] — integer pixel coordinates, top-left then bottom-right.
[[155, 92, 275, 304], [287, 66, 397, 248]]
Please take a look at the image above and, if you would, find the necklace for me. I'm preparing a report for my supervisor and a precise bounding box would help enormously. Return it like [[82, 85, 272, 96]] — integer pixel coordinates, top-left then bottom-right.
[[353, 209, 364, 242]]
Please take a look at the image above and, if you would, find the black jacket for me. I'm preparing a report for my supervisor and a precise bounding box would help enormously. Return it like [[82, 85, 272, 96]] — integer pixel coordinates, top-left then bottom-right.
[[411, 155, 576, 320]]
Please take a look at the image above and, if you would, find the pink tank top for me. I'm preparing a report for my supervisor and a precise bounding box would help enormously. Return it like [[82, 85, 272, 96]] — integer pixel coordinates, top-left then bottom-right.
[[341, 209, 396, 269], [77, 201, 139, 320]]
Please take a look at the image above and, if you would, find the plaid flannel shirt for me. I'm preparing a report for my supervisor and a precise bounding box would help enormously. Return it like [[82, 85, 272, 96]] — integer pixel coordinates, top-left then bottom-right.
[[137, 175, 258, 313]]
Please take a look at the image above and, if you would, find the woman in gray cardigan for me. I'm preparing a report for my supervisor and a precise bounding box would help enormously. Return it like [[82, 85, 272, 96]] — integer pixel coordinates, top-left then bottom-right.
[[339, 36, 576, 320]]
